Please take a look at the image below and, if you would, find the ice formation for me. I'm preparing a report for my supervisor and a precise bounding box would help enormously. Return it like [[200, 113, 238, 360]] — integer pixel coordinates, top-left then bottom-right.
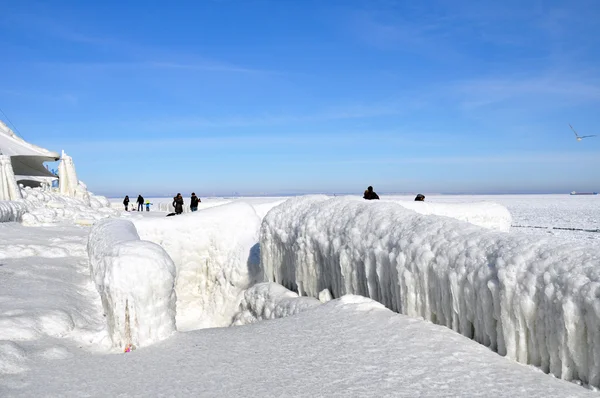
[[232, 282, 321, 325], [0, 154, 22, 201], [19, 188, 118, 226], [390, 199, 512, 232], [88, 219, 177, 350], [260, 195, 600, 386], [0, 200, 28, 222], [58, 150, 90, 204], [133, 202, 263, 330]]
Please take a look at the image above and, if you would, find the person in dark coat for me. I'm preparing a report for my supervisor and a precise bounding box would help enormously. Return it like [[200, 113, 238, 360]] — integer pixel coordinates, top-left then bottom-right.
[[173, 193, 184, 215], [415, 194, 425, 202], [123, 195, 130, 211], [363, 186, 380, 200], [190, 192, 201, 212], [137, 195, 144, 212]]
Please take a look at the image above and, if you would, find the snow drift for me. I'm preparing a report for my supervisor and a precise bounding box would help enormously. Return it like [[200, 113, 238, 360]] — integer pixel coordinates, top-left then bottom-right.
[[390, 199, 512, 232], [260, 195, 600, 387], [232, 282, 321, 325], [133, 202, 263, 330], [87, 219, 177, 350]]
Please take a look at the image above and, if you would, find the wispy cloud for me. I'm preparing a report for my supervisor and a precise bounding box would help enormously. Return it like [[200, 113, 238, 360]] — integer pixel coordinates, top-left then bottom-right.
[[451, 74, 600, 110], [305, 151, 600, 166], [0, 89, 78, 105]]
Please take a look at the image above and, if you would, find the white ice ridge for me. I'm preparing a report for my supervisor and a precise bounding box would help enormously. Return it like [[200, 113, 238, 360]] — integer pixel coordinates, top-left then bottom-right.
[[20, 187, 118, 226], [133, 201, 263, 330], [232, 282, 321, 325], [390, 199, 512, 232], [87, 219, 177, 350], [260, 195, 600, 387]]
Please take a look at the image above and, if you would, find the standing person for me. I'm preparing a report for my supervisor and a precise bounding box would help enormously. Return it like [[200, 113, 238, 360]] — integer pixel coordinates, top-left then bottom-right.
[[145, 200, 151, 212], [137, 195, 144, 212], [173, 193, 184, 215], [123, 195, 130, 211], [363, 186, 380, 200], [190, 192, 201, 212]]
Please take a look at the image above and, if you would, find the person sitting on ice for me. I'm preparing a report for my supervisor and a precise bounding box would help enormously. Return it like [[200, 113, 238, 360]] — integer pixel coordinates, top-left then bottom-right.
[[414, 194, 425, 202], [363, 186, 380, 200], [123, 195, 130, 211], [190, 192, 201, 212], [173, 193, 184, 215], [137, 195, 145, 212]]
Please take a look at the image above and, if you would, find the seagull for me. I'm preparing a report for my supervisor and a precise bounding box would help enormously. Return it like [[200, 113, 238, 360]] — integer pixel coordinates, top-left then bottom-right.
[[569, 124, 597, 141]]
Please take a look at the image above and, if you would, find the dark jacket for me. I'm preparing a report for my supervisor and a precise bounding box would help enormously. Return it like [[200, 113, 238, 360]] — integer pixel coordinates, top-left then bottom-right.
[[123, 197, 129, 205], [190, 195, 200, 207], [173, 197, 184, 214], [137, 195, 144, 204], [363, 190, 379, 200]]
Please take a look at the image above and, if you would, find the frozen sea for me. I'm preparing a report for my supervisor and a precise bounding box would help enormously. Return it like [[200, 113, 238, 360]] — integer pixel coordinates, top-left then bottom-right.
[[1, 193, 599, 397]]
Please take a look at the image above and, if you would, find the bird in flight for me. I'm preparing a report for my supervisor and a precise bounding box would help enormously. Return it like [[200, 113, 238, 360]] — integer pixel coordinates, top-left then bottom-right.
[[569, 124, 597, 141]]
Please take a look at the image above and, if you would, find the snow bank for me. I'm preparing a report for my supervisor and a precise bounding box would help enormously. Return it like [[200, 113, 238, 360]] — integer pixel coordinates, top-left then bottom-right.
[[0, 200, 28, 222], [232, 282, 321, 325], [391, 199, 512, 232], [261, 195, 600, 387], [133, 202, 263, 330], [87, 219, 177, 350], [20, 187, 119, 226]]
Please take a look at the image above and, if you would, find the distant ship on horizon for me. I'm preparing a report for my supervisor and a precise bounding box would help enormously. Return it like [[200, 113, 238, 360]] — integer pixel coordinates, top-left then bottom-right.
[[570, 191, 598, 195]]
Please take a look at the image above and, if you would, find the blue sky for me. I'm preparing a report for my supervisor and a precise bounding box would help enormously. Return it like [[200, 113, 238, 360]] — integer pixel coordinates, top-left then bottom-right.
[[0, 0, 599, 196]]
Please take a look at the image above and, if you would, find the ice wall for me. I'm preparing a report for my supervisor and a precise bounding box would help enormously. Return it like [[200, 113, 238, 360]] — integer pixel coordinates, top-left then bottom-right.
[[87, 219, 177, 350], [391, 200, 512, 232], [133, 202, 263, 330], [0, 154, 22, 201], [232, 282, 321, 325], [260, 195, 600, 387]]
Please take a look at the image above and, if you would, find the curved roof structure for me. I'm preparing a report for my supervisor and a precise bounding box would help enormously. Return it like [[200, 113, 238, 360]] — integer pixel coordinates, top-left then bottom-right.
[[0, 120, 59, 178]]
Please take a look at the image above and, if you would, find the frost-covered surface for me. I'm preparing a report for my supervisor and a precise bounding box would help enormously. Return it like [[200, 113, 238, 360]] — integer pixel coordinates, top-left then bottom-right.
[[2, 295, 596, 397], [386, 194, 600, 244], [19, 187, 119, 226], [87, 219, 177, 350], [232, 282, 321, 325], [261, 195, 600, 387], [0, 201, 27, 222], [0, 223, 109, 376], [390, 199, 512, 232], [0, 155, 22, 201], [133, 202, 263, 330]]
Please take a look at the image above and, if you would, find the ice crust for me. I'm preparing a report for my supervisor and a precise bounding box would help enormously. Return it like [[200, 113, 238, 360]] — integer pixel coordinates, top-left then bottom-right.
[[87, 219, 177, 350], [232, 282, 321, 325], [391, 199, 512, 232], [132, 202, 263, 330], [260, 195, 600, 386]]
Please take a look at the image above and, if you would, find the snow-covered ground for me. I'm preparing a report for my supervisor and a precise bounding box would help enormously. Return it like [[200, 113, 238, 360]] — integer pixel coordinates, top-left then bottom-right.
[[2, 293, 596, 397], [0, 193, 598, 396]]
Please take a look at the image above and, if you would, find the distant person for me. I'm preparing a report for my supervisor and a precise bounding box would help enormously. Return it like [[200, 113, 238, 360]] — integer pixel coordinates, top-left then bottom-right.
[[137, 195, 144, 212], [363, 186, 380, 200], [173, 193, 184, 215], [190, 192, 201, 212], [145, 200, 151, 212], [123, 195, 130, 211], [415, 194, 425, 202]]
